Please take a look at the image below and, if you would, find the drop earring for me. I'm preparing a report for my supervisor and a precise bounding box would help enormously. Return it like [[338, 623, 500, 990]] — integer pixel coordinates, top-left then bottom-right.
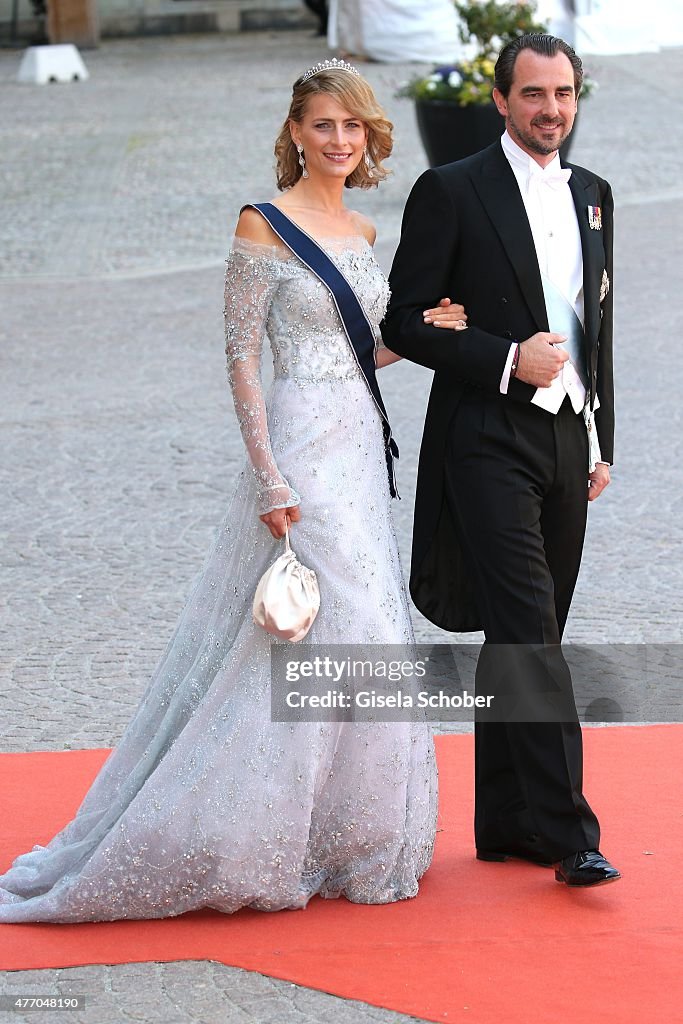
[[297, 144, 309, 179], [363, 147, 375, 179]]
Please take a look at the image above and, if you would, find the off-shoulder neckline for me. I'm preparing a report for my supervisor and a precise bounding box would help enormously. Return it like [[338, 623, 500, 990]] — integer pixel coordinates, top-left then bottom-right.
[[229, 234, 372, 263]]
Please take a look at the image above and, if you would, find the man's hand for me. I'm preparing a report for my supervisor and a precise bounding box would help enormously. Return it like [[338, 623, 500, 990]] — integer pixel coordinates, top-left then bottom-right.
[[423, 297, 468, 331], [515, 333, 569, 388], [259, 505, 301, 539], [588, 463, 610, 502]]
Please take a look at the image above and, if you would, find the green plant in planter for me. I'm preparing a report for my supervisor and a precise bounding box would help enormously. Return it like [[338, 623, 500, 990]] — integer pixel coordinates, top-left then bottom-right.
[[397, 0, 597, 108], [400, 56, 498, 107], [455, 0, 549, 60], [397, 0, 549, 108]]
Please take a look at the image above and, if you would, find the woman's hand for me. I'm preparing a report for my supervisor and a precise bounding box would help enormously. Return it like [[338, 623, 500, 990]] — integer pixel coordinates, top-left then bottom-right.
[[423, 297, 468, 331], [259, 505, 301, 539]]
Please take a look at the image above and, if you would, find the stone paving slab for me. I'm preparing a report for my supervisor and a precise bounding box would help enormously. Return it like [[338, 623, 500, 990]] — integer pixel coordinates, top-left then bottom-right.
[[0, 29, 682, 1024], [0, 962, 426, 1024]]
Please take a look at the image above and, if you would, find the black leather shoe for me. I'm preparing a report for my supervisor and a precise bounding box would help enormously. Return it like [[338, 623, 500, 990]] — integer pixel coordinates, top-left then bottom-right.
[[477, 846, 554, 868], [554, 849, 621, 887]]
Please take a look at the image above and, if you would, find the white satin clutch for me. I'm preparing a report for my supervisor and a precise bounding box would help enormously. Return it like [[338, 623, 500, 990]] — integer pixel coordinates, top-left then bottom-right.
[[253, 526, 320, 643]]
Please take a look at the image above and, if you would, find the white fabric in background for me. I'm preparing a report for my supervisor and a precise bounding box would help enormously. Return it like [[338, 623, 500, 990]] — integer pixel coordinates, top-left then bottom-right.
[[328, 0, 463, 63], [574, 0, 683, 53], [535, 0, 577, 44]]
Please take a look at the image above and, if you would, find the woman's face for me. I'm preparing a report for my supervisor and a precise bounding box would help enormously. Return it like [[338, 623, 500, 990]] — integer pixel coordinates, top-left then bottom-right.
[[290, 93, 368, 182]]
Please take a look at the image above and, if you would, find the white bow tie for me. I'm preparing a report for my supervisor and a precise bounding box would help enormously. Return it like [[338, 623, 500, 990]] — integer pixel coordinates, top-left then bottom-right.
[[528, 166, 572, 192]]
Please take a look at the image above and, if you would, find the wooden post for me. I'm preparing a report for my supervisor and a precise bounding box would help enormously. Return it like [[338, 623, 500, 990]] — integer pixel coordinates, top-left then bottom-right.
[[47, 0, 100, 48]]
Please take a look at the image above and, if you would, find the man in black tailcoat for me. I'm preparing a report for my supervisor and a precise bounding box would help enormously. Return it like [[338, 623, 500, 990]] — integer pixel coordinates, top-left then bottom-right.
[[383, 34, 620, 887]]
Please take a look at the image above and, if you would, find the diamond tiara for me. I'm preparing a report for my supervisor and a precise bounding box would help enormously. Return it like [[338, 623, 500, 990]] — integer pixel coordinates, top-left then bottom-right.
[[299, 58, 361, 85]]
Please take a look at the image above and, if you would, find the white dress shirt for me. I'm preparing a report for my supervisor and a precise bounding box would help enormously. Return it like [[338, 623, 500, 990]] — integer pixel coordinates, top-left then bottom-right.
[[497, 131, 605, 465]]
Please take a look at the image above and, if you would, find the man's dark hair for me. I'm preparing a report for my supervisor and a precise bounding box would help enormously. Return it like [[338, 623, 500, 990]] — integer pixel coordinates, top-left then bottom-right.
[[494, 33, 584, 97]]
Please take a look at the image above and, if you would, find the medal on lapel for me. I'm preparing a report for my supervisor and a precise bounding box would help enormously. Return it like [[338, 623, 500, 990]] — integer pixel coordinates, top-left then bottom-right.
[[588, 205, 602, 230]]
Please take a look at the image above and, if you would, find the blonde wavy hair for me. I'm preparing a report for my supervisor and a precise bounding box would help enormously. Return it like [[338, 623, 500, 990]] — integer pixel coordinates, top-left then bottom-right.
[[274, 69, 393, 191]]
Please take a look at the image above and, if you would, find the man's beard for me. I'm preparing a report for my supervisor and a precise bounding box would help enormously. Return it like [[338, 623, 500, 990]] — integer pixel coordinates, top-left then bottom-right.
[[507, 112, 573, 156]]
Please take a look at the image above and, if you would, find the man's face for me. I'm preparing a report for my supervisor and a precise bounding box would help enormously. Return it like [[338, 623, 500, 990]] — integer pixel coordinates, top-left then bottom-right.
[[493, 50, 578, 162]]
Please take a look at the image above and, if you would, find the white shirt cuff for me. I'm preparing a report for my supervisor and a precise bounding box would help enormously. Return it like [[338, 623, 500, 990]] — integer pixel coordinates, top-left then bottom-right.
[[499, 342, 518, 394]]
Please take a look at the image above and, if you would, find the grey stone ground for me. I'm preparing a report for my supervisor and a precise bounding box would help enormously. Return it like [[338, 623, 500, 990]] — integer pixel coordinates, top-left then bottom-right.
[[0, 29, 681, 1024]]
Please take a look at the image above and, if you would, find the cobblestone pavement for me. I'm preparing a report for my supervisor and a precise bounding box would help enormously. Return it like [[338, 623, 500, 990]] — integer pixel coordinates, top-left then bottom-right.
[[0, 30, 682, 1024], [0, 963, 429, 1024]]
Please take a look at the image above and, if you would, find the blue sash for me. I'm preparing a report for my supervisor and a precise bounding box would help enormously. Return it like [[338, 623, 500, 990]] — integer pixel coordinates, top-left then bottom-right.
[[245, 202, 400, 499]]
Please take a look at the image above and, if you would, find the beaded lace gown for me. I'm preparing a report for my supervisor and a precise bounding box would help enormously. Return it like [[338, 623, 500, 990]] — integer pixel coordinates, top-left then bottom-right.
[[0, 234, 438, 923]]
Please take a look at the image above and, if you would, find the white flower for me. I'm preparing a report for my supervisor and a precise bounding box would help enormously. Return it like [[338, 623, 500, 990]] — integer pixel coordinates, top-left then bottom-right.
[[426, 81, 438, 92], [428, 73, 441, 83], [490, 34, 503, 51], [448, 71, 463, 87]]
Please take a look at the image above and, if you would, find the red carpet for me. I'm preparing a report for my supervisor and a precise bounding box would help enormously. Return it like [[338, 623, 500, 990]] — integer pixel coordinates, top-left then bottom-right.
[[1, 728, 681, 1024]]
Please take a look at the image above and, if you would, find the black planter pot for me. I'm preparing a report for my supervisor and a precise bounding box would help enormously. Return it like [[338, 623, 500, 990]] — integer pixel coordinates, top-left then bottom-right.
[[415, 99, 576, 167]]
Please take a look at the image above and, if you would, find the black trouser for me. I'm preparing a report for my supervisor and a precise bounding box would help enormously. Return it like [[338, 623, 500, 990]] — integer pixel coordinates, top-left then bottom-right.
[[445, 390, 600, 861]]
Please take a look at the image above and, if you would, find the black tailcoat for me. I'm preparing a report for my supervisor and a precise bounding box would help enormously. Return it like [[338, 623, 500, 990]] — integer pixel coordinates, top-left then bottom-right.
[[382, 140, 614, 632]]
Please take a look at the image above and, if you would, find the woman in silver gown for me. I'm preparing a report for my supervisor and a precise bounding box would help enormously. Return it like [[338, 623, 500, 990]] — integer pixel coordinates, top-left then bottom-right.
[[0, 61, 467, 923]]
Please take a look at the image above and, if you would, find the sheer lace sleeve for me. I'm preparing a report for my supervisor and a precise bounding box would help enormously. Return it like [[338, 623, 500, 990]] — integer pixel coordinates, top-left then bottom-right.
[[224, 238, 301, 515]]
